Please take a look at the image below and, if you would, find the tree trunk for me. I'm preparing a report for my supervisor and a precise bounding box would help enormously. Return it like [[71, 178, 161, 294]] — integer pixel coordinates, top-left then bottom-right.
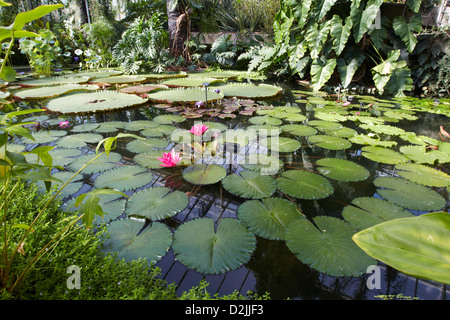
[[166, 0, 190, 61]]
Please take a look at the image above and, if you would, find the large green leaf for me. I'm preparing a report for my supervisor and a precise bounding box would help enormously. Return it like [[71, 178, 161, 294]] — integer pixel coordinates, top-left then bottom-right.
[[399, 145, 450, 165], [361, 146, 409, 164], [101, 218, 172, 264], [133, 151, 165, 169], [353, 212, 450, 284], [68, 152, 122, 174], [394, 163, 450, 187], [310, 57, 336, 92], [307, 135, 351, 150], [285, 216, 377, 277], [330, 15, 352, 55], [374, 176, 446, 211], [125, 186, 188, 221], [182, 164, 227, 185], [13, 84, 99, 100], [55, 133, 103, 149], [393, 13, 422, 53], [238, 197, 305, 240], [5, 4, 63, 32], [351, 0, 383, 43], [125, 138, 168, 153], [222, 170, 276, 199], [277, 170, 334, 200], [316, 158, 369, 182], [342, 197, 413, 231], [172, 218, 256, 274], [239, 153, 283, 175], [384, 67, 413, 97], [305, 21, 330, 60], [94, 165, 154, 191], [316, 0, 338, 20], [259, 137, 301, 153], [281, 124, 317, 137]]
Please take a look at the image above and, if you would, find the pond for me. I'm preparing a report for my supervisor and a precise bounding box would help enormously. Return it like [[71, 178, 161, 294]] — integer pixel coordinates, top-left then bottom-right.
[[9, 70, 450, 300]]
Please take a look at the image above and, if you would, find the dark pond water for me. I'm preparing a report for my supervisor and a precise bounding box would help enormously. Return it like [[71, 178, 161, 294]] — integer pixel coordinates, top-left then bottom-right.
[[16, 79, 449, 300]]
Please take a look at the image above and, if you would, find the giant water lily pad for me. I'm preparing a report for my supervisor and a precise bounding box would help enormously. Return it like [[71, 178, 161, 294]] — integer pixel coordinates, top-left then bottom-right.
[[214, 83, 282, 100], [361, 146, 409, 164], [18, 76, 91, 87], [316, 158, 369, 182], [13, 84, 100, 100], [374, 176, 446, 211], [90, 75, 147, 84], [342, 197, 413, 231], [146, 87, 224, 104], [221, 170, 276, 199], [68, 152, 122, 174], [394, 163, 450, 187], [172, 218, 256, 274], [238, 197, 305, 240], [277, 170, 334, 200], [160, 77, 223, 87], [125, 187, 188, 221], [101, 218, 172, 264], [94, 165, 154, 191], [285, 216, 377, 277], [43, 90, 149, 114], [182, 164, 227, 185]]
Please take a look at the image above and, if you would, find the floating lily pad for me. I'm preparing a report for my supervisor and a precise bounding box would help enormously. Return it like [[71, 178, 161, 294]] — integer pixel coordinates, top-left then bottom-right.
[[146, 87, 224, 104], [71, 123, 100, 132], [316, 158, 369, 182], [361, 146, 409, 164], [374, 176, 446, 211], [237, 197, 305, 240], [21, 130, 67, 144], [160, 77, 223, 87], [342, 197, 413, 231], [249, 116, 282, 126], [182, 164, 227, 185], [68, 152, 122, 174], [43, 90, 149, 114], [360, 124, 406, 136], [277, 170, 334, 200], [125, 186, 188, 221], [71, 70, 123, 78], [125, 138, 169, 153], [94, 165, 154, 191], [308, 120, 343, 132], [307, 135, 351, 150], [240, 153, 283, 175], [141, 125, 176, 137], [133, 150, 165, 169], [349, 134, 397, 147], [93, 121, 126, 133], [281, 124, 317, 137], [18, 76, 91, 87], [172, 218, 256, 274], [101, 218, 172, 264], [399, 145, 450, 165], [221, 170, 276, 199], [90, 75, 147, 84], [13, 84, 99, 100], [119, 84, 169, 94], [153, 114, 186, 124], [259, 137, 301, 153], [55, 133, 103, 148], [394, 163, 450, 187], [215, 83, 282, 100], [124, 120, 158, 131], [285, 216, 377, 277]]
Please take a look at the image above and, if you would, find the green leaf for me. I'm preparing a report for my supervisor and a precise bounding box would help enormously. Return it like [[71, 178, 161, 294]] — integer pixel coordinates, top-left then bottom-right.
[[316, 0, 338, 20], [353, 212, 450, 284], [222, 171, 277, 199], [310, 57, 336, 92], [393, 13, 422, 53], [374, 176, 446, 211], [259, 137, 301, 153], [305, 22, 330, 60], [101, 218, 172, 264], [316, 158, 369, 182], [182, 164, 227, 185], [285, 216, 377, 277], [384, 67, 413, 97], [307, 135, 352, 150], [0, 1, 12, 6], [405, 0, 421, 12], [172, 218, 256, 274], [361, 146, 408, 164], [0, 66, 15, 81], [68, 152, 122, 174], [55, 133, 103, 149], [125, 187, 188, 221], [394, 163, 450, 187], [94, 165, 154, 191], [277, 169, 334, 200], [330, 15, 352, 55], [237, 197, 305, 240], [9, 4, 64, 31], [351, 0, 383, 43]]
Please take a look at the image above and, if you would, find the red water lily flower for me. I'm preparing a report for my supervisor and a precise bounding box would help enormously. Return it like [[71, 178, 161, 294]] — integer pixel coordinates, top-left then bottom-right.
[[158, 149, 182, 167]]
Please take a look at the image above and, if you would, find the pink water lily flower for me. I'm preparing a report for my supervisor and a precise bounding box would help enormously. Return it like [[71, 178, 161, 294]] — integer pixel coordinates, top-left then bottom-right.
[[58, 120, 70, 128], [342, 101, 351, 107], [158, 149, 182, 167], [189, 124, 209, 136]]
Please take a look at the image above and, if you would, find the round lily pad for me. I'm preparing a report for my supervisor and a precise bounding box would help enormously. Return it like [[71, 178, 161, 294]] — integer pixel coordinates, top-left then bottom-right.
[[342, 197, 413, 231], [21, 130, 67, 144], [55, 133, 103, 148], [125, 138, 169, 153], [221, 170, 276, 199], [240, 153, 284, 175], [172, 218, 256, 274], [90, 75, 147, 84], [43, 90, 149, 114], [13, 84, 99, 100], [276, 170, 334, 200], [281, 124, 317, 137], [259, 137, 302, 153], [71, 123, 100, 132], [93, 121, 126, 133], [68, 152, 122, 174], [125, 186, 189, 221], [182, 164, 227, 185], [101, 218, 172, 264], [316, 158, 369, 182], [307, 135, 352, 150], [215, 83, 282, 100], [124, 120, 158, 131], [361, 146, 409, 164], [374, 176, 446, 211], [133, 150, 165, 169], [394, 163, 450, 187], [94, 165, 154, 191], [285, 216, 377, 277], [160, 77, 223, 87], [146, 87, 224, 104], [237, 197, 305, 240], [18, 76, 91, 87]]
